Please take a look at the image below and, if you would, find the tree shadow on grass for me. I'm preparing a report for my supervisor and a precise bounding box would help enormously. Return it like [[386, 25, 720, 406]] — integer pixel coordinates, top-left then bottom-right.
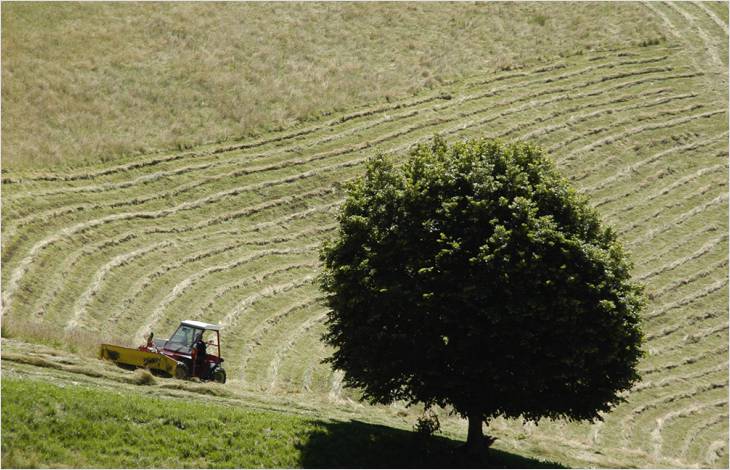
[[296, 419, 567, 468]]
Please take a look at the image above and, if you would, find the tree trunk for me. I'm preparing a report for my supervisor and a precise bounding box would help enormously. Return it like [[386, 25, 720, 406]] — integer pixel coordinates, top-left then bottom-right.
[[466, 409, 484, 455]]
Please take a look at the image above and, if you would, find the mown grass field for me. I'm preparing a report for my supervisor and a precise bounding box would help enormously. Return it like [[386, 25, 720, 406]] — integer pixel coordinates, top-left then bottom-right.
[[1, 2, 668, 170], [2, 1, 729, 468]]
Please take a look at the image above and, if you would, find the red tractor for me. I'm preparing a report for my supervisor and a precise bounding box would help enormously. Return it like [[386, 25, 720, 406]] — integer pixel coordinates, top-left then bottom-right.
[[101, 320, 226, 383]]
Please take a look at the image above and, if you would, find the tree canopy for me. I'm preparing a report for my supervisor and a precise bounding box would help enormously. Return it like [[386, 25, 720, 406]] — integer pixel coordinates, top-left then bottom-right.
[[319, 137, 644, 449]]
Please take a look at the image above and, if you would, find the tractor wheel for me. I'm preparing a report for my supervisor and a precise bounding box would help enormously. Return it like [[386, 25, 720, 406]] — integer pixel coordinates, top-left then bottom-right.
[[175, 362, 189, 380], [212, 368, 226, 384]]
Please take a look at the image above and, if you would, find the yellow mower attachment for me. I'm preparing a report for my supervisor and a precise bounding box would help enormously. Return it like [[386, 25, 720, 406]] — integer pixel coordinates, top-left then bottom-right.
[[100, 343, 186, 379]]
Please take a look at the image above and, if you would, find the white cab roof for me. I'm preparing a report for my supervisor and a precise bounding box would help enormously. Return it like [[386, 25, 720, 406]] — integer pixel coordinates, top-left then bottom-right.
[[181, 320, 222, 331]]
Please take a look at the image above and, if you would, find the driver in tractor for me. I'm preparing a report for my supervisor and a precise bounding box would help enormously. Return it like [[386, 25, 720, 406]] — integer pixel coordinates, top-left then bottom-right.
[[193, 331, 208, 379]]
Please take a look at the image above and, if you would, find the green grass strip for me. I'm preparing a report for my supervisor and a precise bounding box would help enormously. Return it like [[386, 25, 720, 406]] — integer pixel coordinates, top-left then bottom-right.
[[1, 377, 564, 468]]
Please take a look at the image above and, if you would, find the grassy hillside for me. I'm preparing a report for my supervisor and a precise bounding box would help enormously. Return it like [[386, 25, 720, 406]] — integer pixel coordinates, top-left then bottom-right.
[[1, 351, 561, 468], [1, 2, 668, 170], [3, 378, 320, 468], [2, 1, 729, 468]]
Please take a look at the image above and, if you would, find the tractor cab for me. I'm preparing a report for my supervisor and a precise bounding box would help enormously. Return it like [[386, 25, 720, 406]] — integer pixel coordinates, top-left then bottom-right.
[[144, 320, 226, 383]]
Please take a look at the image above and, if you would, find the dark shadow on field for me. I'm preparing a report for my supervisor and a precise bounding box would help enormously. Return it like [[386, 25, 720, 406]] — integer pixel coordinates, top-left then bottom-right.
[[296, 419, 567, 468]]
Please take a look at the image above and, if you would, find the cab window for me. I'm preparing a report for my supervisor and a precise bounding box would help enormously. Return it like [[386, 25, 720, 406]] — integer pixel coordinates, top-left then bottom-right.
[[166, 325, 203, 353]]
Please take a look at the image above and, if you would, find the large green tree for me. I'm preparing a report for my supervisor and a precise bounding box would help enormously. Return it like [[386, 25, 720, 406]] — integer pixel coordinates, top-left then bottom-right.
[[320, 137, 644, 453]]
